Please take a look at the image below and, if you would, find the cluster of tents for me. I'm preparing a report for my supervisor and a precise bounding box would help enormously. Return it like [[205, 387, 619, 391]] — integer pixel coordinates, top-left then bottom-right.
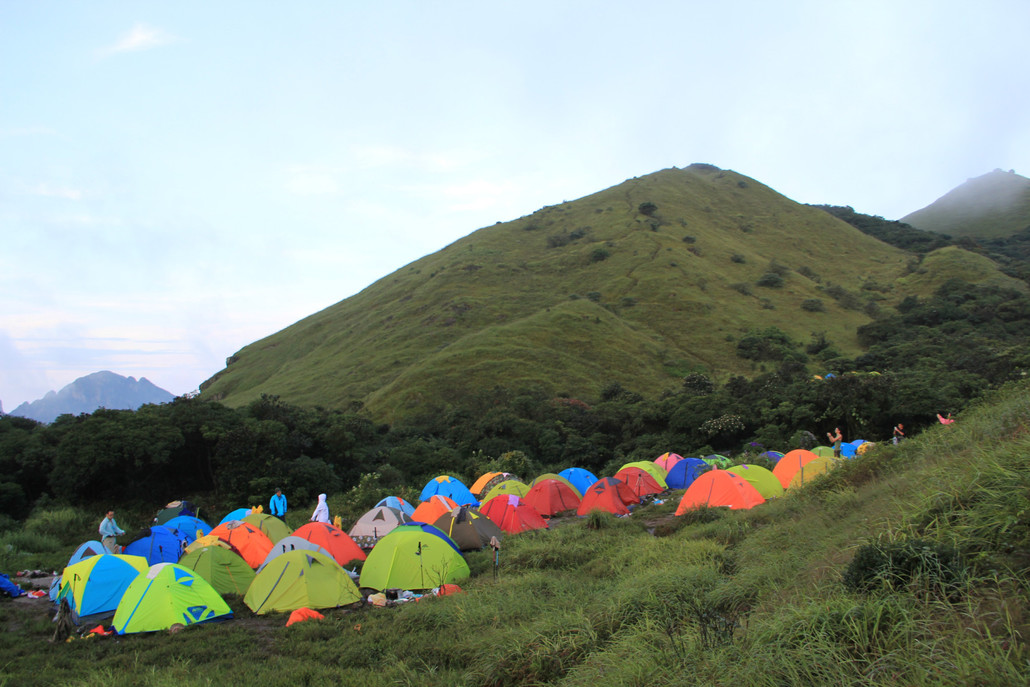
[[49, 440, 870, 635]]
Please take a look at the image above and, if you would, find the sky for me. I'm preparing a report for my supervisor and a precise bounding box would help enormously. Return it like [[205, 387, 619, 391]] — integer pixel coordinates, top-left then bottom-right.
[[2, 1, 1029, 411]]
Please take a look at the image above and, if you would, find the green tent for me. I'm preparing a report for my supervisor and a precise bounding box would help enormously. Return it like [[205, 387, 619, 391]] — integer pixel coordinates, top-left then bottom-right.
[[242, 512, 292, 544], [726, 464, 784, 499], [113, 563, 232, 634], [359, 523, 470, 591], [178, 546, 255, 596], [244, 550, 361, 615]]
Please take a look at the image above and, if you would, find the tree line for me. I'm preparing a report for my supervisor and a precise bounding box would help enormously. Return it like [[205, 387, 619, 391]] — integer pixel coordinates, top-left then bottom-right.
[[1, 278, 1028, 526]]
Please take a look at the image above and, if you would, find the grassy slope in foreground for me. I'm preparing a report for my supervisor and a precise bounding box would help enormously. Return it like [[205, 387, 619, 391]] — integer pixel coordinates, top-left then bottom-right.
[[2, 384, 1028, 685], [201, 165, 913, 420]]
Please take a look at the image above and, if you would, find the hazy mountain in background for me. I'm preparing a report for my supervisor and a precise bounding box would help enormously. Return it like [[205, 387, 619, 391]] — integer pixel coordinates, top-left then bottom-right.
[[201, 164, 1021, 422], [9, 371, 175, 424], [902, 169, 1030, 239]]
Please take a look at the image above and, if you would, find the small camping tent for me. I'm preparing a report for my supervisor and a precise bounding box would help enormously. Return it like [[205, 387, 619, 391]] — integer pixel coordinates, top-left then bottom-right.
[[654, 453, 684, 472], [162, 515, 212, 546], [153, 500, 196, 526], [665, 457, 710, 490], [523, 479, 581, 517], [123, 526, 183, 566], [207, 520, 274, 568], [432, 506, 504, 551], [675, 470, 766, 513], [242, 512, 291, 544], [258, 535, 334, 572], [178, 546, 255, 596], [245, 550, 361, 614], [114, 562, 232, 634], [58, 554, 149, 623], [726, 464, 784, 499], [411, 495, 460, 524], [772, 449, 821, 489], [291, 522, 366, 567], [348, 506, 412, 542], [613, 466, 665, 500], [375, 496, 415, 517], [479, 495, 549, 534], [576, 478, 637, 517], [358, 523, 469, 592], [419, 475, 478, 507], [558, 467, 599, 496], [482, 479, 530, 502]]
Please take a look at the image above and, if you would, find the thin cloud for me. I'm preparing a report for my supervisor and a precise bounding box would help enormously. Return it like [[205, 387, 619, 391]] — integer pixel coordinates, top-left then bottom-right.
[[28, 183, 83, 200], [101, 23, 179, 55]]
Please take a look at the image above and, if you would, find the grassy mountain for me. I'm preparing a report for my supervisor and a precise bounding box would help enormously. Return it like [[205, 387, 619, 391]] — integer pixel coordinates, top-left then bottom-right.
[[902, 169, 1030, 239], [199, 165, 1011, 422]]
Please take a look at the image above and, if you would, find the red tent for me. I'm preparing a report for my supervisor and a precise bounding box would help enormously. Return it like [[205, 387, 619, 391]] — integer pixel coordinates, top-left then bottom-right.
[[522, 479, 581, 517], [291, 522, 366, 567], [480, 495, 549, 534], [613, 466, 664, 500], [675, 470, 765, 514], [576, 478, 636, 516]]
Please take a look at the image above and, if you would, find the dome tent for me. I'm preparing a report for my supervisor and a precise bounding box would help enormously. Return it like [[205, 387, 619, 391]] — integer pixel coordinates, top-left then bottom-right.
[[245, 550, 361, 615], [113, 563, 232, 634]]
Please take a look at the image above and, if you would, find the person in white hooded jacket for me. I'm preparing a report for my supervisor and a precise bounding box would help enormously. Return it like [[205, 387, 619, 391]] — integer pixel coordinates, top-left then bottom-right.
[[310, 493, 330, 523]]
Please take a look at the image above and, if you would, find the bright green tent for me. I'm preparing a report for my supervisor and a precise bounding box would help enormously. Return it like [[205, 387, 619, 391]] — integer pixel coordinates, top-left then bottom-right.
[[178, 545, 255, 596], [244, 550, 361, 615], [482, 479, 530, 502], [113, 563, 232, 634], [359, 524, 470, 591], [727, 464, 784, 499]]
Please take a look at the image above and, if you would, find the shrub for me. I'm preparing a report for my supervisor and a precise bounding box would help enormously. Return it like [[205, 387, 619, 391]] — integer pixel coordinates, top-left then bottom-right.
[[730, 283, 753, 296], [682, 235, 696, 244], [587, 291, 602, 302], [756, 273, 784, 288], [590, 247, 611, 263], [842, 537, 968, 599], [731, 253, 746, 264], [638, 202, 658, 217], [801, 298, 825, 312]]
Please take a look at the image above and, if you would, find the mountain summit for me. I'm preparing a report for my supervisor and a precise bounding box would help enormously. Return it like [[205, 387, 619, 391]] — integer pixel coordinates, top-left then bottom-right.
[[901, 169, 1030, 239], [202, 165, 945, 421], [9, 371, 175, 424]]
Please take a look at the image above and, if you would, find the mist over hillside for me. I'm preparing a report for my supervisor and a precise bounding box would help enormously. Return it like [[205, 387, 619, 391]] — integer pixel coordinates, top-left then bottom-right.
[[902, 169, 1030, 239]]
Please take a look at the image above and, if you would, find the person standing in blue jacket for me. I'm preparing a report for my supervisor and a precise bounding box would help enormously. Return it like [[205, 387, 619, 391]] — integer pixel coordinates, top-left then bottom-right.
[[269, 488, 287, 521], [99, 509, 126, 553]]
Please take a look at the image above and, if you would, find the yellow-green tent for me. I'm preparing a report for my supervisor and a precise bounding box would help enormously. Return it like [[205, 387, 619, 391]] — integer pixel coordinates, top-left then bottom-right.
[[113, 563, 232, 634], [727, 464, 784, 499], [245, 550, 361, 615], [178, 546, 255, 596]]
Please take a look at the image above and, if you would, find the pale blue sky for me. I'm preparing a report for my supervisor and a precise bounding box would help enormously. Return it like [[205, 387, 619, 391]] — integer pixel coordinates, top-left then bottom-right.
[[2, 1, 1028, 409]]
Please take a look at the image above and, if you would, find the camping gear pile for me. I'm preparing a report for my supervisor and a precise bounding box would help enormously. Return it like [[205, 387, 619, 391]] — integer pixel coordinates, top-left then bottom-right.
[[46, 439, 863, 636]]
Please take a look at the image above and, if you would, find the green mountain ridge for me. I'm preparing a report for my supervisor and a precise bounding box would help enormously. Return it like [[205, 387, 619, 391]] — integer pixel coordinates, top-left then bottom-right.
[[902, 168, 1030, 238], [200, 165, 1014, 421]]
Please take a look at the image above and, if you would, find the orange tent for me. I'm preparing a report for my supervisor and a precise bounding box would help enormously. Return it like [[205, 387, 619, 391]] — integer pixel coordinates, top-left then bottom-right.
[[523, 479, 581, 517], [613, 466, 664, 500], [207, 520, 274, 568], [286, 607, 325, 626], [291, 522, 366, 567], [772, 449, 821, 488], [675, 470, 766, 514], [480, 495, 549, 534], [411, 495, 459, 524]]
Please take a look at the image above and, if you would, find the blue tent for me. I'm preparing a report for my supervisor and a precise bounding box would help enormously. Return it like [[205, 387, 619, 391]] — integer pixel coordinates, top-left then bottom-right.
[[375, 496, 415, 517], [50, 540, 108, 602], [58, 554, 149, 623], [758, 451, 784, 463], [665, 458, 711, 490], [218, 508, 252, 526], [559, 467, 599, 495], [419, 476, 478, 507], [123, 527, 182, 565], [163, 515, 212, 546], [841, 442, 859, 458]]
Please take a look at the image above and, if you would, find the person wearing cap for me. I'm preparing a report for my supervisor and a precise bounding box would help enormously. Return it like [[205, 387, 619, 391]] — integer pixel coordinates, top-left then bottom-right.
[[269, 488, 287, 520]]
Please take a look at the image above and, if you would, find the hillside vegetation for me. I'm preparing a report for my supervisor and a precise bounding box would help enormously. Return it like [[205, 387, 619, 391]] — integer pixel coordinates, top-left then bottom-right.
[[201, 164, 983, 421], [902, 169, 1030, 239], [2, 381, 1028, 686]]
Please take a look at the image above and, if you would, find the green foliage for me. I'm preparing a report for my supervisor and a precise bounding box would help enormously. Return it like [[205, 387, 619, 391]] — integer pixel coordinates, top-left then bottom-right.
[[842, 536, 968, 598], [638, 201, 658, 217], [756, 272, 784, 288]]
